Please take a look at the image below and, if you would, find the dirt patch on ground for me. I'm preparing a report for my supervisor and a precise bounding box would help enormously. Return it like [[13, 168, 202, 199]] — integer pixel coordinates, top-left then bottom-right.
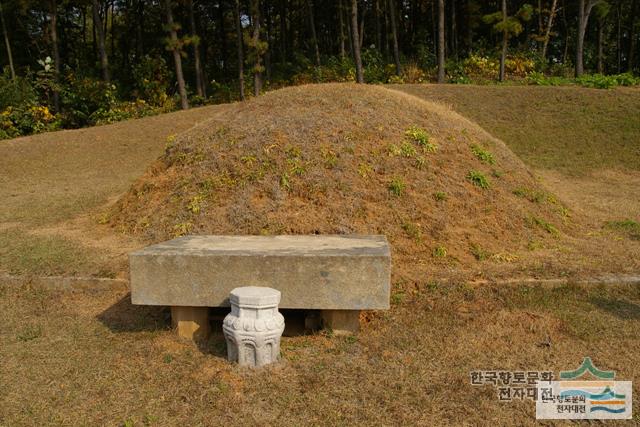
[[109, 84, 573, 284]]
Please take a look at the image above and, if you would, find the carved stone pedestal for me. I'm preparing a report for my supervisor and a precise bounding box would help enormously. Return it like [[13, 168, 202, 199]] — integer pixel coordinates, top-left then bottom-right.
[[223, 287, 285, 368]]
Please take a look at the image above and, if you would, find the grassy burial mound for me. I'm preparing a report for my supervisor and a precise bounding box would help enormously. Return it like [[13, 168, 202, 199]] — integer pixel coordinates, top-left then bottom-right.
[[109, 84, 569, 282]]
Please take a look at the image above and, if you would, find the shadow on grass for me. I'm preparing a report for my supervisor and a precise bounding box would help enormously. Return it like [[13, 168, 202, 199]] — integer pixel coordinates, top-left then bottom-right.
[[589, 296, 640, 320], [97, 293, 170, 332], [96, 296, 316, 358]]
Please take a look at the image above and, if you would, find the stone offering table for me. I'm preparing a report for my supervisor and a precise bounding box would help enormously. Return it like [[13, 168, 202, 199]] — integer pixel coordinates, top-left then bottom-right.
[[129, 235, 391, 339]]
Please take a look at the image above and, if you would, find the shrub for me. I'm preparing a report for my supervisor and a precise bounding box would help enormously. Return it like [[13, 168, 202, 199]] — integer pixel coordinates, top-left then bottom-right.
[[400, 62, 427, 83], [90, 99, 162, 125], [0, 104, 61, 139], [132, 55, 172, 106], [575, 74, 618, 89], [0, 69, 37, 109], [525, 71, 568, 86], [61, 74, 117, 127]]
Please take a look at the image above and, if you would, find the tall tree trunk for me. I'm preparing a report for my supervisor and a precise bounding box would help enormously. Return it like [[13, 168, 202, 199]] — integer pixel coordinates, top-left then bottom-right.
[[264, 1, 272, 81], [188, 0, 204, 97], [358, 5, 365, 49], [338, 0, 346, 58], [541, 0, 558, 60], [450, 0, 457, 58], [0, 0, 15, 80], [351, 0, 364, 83], [92, 0, 110, 82], [234, 0, 245, 100], [218, 1, 228, 73], [109, 1, 115, 58], [279, 0, 287, 62], [308, 0, 321, 66], [383, 0, 390, 57], [628, 0, 638, 72], [499, 0, 507, 82], [597, 16, 604, 73], [374, 0, 382, 52], [617, 1, 621, 73], [49, 0, 60, 112], [388, 0, 401, 75], [136, 0, 144, 58], [437, 0, 445, 83], [576, 0, 597, 77], [164, 0, 189, 109], [251, 0, 262, 96], [562, 0, 569, 63]]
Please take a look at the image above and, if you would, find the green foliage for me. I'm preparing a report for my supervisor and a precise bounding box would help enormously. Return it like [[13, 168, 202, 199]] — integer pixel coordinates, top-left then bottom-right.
[[0, 69, 36, 109], [0, 105, 60, 139], [132, 56, 173, 106], [525, 71, 568, 86], [361, 48, 389, 83], [466, 171, 490, 189], [405, 125, 438, 153], [399, 141, 418, 157], [483, 4, 533, 38], [60, 74, 118, 127], [434, 191, 448, 201], [433, 245, 447, 258], [405, 126, 429, 146], [527, 72, 640, 89], [388, 178, 406, 196], [470, 144, 495, 165], [576, 73, 640, 89]]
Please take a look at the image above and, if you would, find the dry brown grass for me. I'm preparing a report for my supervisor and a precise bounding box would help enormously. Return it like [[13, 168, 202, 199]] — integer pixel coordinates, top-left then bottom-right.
[[109, 84, 571, 284], [1, 282, 639, 425], [0, 105, 225, 276]]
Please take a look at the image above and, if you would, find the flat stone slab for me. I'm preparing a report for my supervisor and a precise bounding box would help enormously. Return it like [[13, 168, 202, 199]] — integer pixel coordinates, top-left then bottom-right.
[[129, 235, 391, 310]]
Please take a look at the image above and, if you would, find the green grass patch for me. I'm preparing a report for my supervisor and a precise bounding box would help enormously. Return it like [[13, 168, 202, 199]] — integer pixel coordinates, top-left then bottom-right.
[[604, 219, 640, 240], [401, 222, 422, 242], [513, 187, 546, 203], [466, 170, 490, 189], [528, 216, 559, 236], [388, 178, 406, 197], [470, 144, 495, 165], [433, 191, 447, 201], [0, 229, 91, 275], [393, 85, 640, 174], [405, 125, 430, 146], [432, 245, 447, 258]]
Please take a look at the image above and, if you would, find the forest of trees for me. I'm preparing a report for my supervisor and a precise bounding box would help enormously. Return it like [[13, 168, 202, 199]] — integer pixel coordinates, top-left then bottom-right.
[[0, 0, 638, 138]]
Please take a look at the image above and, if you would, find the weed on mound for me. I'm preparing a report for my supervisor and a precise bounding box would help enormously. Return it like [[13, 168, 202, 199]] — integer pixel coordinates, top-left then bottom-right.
[[109, 84, 569, 281]]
